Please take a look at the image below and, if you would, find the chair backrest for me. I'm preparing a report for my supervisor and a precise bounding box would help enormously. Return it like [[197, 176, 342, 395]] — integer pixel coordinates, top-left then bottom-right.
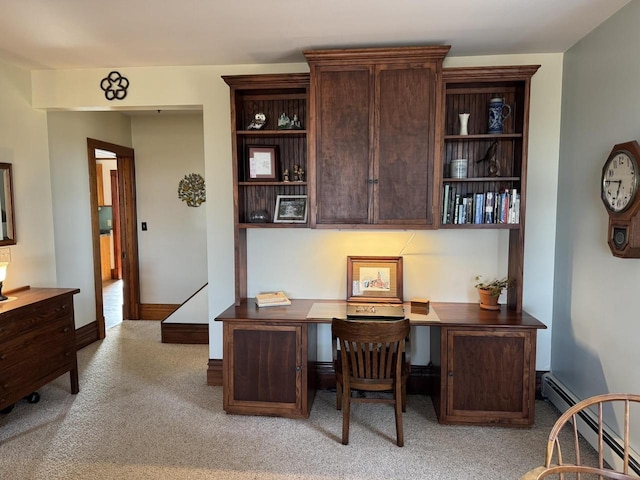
[[542, 393, 640, 479], [332, 318, 410, 383]]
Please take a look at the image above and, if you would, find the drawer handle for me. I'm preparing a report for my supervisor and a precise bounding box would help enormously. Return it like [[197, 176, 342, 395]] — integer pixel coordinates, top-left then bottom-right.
[[0, 354, 6, 360], [65, 352, 71, 357], [63, 327, 70, 332]]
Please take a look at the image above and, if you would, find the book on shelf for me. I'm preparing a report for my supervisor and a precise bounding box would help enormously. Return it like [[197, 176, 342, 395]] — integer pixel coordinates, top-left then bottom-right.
[[255, 291, 291, 307]]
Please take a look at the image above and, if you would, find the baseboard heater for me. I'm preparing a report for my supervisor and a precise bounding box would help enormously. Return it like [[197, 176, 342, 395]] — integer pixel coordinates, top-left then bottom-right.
[[541, 373, 640, 475]]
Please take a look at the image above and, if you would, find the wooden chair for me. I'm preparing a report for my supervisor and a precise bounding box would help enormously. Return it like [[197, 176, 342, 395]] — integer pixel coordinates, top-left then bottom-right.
[[331, 317, 410, 447], [520, 393, 640, 479]]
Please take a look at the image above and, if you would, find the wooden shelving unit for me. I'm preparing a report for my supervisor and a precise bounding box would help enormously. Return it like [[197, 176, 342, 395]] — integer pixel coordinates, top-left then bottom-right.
[[440, 65, 540, 311], [222, 73, 310, 303]]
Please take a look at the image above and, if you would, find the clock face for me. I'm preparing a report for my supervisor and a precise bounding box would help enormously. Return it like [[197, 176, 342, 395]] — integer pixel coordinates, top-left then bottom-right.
[[602, 149, 639, 212]]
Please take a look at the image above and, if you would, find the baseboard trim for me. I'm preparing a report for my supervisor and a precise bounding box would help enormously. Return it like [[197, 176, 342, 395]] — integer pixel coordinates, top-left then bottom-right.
[[161, 322, 208, 344], [76, 321, 100, 350], [311, 361, 436, 394], [207, 359, 223, 386], [140, 303, 179, 320]]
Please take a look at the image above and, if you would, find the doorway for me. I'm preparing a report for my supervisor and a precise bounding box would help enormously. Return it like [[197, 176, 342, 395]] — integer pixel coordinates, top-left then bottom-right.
[[87, 138, 141, 339]]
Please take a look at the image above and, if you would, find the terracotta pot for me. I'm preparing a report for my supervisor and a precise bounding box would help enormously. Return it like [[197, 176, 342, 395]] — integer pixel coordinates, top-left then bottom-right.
[[477, 288, 500, 311]]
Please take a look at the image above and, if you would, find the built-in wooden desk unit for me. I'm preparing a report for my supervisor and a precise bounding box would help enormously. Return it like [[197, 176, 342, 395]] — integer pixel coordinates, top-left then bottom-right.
[[0, 287, 81, 412], [215, 299, 546, 426]]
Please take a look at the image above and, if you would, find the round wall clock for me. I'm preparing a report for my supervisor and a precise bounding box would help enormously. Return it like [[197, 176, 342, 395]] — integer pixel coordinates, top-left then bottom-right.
[[601, 143, 640, 212], [601, 141, 640, 257]]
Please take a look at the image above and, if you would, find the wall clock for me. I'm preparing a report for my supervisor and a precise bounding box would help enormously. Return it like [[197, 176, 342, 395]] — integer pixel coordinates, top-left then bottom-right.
[[601, 141, 640, 257]]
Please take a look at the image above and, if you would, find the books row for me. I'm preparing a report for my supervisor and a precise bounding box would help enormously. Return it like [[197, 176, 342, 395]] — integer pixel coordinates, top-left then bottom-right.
[[441, 185, 520, 225]]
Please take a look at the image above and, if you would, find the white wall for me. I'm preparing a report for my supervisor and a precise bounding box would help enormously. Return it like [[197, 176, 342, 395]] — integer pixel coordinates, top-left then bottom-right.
[[31, 55, 562, 366], [47, 111, 132, 328], [555, 0, 640, 419], [0, 59, 57, 291], [131, 113, 207, 304]]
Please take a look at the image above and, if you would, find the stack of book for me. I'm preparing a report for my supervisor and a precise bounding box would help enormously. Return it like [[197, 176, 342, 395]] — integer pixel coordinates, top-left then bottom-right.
[[441, 185, 520, 225], [255, 291, 291, 307]]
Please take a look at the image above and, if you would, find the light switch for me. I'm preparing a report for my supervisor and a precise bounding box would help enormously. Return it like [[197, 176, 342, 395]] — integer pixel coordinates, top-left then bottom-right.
[[141, 222, 147, 231]]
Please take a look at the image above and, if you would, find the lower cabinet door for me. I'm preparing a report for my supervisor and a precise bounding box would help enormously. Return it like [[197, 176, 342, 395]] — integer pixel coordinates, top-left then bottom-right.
[[224, 323, 303, 417], [444, 328, 535, 426]]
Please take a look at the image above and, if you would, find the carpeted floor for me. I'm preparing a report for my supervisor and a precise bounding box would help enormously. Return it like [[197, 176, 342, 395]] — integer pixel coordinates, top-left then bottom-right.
[[0, 321, 593, 479]]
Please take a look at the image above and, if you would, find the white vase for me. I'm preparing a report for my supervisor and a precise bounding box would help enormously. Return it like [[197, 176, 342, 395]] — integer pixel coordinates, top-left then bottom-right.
[[459, 113, 470, 135]]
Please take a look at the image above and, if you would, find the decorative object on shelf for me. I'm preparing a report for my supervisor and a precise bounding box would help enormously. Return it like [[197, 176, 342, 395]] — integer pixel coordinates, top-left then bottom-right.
[[274, 194, 308, 223], [0, 261, 8, 301], [249, 210, 269, 223], [293, 164, 304, 182], [283, 168, 290, 182], [347, 256, 403, 303], [277, 112, 302, 130], [601, 140, 640, 258], [100, 71, 129, 101], [177, 173, 206, 207], [410, 298, 430, 315], [477, 140, 500, 176], [458, 113, 470, 135], [474, 275, 509, 310], [246, 146, 279, 182], [450, 158, 468, 178], [246, 113, 267, 130], [488, 95, 511, 134]]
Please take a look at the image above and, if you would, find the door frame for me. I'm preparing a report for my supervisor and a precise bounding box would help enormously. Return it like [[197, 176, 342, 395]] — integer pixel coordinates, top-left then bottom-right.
[[87, 138, 141, 338]]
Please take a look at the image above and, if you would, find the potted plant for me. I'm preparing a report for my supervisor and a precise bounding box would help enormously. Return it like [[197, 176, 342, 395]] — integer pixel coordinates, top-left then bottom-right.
[[474, 275, 509, 310]]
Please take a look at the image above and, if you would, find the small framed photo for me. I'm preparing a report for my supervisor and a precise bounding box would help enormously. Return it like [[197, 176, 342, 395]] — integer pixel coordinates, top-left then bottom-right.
[[246, 146, 279, 182], [347, 256, 403, 303], [274, 195, 308, 223]]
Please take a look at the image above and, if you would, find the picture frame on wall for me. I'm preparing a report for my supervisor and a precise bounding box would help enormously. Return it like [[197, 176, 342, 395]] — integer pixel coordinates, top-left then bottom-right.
[[274, 195, 308, 223], [246, 146, 279, 182], [346, 256, 403, 303]]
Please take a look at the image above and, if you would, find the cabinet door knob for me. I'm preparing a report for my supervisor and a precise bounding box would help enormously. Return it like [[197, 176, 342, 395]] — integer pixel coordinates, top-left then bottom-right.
[[63, 327, 70, 332], [295, 366, 302, 372], [0, 354, 6, 360], [448, 371, 454, 377]]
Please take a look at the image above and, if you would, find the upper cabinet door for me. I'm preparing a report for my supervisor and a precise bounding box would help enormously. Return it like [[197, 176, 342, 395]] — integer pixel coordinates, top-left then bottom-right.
[[314, 66, 372, 225], [306, 46, 448, 228], [376, 63, 436, 225]]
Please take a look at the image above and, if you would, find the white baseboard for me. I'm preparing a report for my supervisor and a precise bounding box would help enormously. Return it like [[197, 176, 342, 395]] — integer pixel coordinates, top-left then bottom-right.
[[541, 373, 639, 475]]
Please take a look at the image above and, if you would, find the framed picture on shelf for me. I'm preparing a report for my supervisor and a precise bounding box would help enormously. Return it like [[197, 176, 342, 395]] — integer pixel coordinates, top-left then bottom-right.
[[246, 146, 279, 182], [346, 256, 403, 303], [274, 195, 308, 223]]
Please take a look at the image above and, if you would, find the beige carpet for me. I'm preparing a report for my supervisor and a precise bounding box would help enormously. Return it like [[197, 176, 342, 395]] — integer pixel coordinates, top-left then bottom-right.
[[0, 321, 591, 479]]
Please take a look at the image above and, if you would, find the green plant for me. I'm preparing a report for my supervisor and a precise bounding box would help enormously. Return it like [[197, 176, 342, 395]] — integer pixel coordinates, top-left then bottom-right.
[[474, 275, 509, 297]]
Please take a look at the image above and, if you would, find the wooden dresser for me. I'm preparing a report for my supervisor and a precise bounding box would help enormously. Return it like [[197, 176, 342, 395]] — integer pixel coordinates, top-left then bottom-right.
[[0, 287, 81, 411]]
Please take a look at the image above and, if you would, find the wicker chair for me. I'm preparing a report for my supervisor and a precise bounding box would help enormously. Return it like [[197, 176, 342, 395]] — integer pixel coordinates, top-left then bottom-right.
[[521, 393, 640, 479], [331, 317, 410, 447]]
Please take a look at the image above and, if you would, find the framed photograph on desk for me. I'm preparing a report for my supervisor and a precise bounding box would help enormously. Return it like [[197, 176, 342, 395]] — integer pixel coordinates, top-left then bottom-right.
[[347, 256, 403, 303]]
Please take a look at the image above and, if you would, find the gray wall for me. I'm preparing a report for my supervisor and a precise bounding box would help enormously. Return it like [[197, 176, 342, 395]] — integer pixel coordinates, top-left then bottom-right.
[[555, 0, 640, 443]]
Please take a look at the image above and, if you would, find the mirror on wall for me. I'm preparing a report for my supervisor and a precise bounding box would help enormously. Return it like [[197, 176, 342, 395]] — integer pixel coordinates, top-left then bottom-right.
[[0, 163, 15, 246]]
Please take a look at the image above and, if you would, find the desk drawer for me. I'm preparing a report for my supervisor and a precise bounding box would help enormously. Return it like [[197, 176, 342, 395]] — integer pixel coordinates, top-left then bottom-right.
[[0, 297, 72, 341]]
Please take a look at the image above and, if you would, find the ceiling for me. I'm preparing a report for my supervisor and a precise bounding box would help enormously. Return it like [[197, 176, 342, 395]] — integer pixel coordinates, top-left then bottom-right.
[[0, 0, 631, 70]]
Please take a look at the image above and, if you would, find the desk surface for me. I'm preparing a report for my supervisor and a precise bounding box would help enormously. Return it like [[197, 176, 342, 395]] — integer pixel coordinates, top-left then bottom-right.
[[215, 298, 547, 329]]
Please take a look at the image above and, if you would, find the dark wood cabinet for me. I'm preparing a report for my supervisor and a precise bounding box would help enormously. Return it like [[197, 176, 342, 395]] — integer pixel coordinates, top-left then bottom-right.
[[440, 66, 539, 311], [429, 303, 541, 426], [219, 300, 318, 418], [305, 47, 450, 227], [0, 288, 80, 411]]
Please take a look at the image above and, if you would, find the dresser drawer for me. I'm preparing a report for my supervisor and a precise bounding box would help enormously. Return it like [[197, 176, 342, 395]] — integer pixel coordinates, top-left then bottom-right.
[[0, 343, 76, 406], [0, 297, 72, 340], [0, 314, 74, 370]]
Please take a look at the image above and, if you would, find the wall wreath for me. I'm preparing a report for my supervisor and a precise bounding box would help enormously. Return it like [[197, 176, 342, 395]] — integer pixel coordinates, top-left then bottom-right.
[[178, 173, 206, 207]]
